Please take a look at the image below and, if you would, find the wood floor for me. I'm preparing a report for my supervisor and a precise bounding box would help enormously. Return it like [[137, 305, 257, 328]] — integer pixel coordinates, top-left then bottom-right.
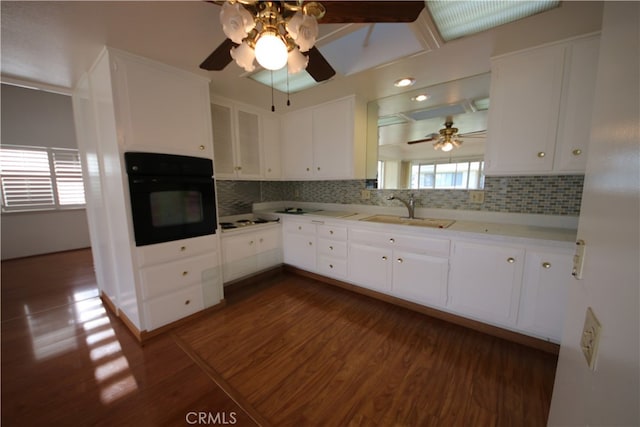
[[1, 249, 558, 426]]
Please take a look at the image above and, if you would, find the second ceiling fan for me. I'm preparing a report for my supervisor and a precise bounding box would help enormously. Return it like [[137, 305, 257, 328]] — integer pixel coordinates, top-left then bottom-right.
[[199, 1, 426, 82]]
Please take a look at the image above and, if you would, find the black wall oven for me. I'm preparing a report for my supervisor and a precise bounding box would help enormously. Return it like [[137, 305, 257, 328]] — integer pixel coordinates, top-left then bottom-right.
[[125, 152, 217, 247]]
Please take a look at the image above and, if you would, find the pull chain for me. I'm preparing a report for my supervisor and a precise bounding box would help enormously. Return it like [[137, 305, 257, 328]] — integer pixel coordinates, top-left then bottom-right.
[[286, 69, 291, 106], [270, 70, 275, 112]]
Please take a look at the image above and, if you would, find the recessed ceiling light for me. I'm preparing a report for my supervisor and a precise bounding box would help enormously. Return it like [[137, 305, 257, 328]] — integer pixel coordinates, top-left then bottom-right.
[[411, 94, 430, 102], [394, 77, 416, 88]]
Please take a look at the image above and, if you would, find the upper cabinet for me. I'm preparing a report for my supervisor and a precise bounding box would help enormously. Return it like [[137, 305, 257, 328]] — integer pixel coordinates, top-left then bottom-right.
[[211, 97, 279, 180], [111, 50, 213, 159], [281, 95, 367, 180], [485, 34, 600, 175]]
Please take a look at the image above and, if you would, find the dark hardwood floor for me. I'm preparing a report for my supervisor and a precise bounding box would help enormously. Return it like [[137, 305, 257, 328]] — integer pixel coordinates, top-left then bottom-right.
[[1, 249, 558, 426]]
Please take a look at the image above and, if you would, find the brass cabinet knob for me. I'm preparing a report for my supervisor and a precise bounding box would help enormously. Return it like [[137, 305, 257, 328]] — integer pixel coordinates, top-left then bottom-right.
[[389, 238, 395, 244], [199, 145, 205, 150], [382, 256, 388, 261], [537, 152, 546, 158], [306, 167, 310, 172], [259, 238, 264, 243], [180, 246, 186, 252], [329, 246, 334, 250], [572, 149, 582, 156], [329, 230, 334, 235], [507, 257, 516, 264], [182, 271, 189, 276], [317, 167, 321, 171], [267, 168, 272, 172], [185, 299, 190, 305], [397, 258, 404, 264], [542, 262, 551, 269], [308, 242, 313, 246], [329, 264, 334, 269], [298, 226, 302, 230], [249, 240, 254, 245]]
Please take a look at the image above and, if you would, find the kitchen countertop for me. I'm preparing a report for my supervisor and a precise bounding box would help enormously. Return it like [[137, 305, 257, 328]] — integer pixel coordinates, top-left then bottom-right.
[[254, 202, 578, 245]]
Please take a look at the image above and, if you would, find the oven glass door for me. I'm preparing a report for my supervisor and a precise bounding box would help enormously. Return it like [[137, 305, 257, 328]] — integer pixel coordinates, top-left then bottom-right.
[[128, 175, 217, 246]]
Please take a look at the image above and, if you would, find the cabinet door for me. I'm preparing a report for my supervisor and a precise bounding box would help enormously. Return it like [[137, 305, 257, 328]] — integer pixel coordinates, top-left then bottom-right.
[[348, 242, 391, 293], [518, 248, 572, 342], [256, 227, 283, 270], [448, 241, 524, 326], [485, 44, 565, 175], [283, 232, 316, 271], [235, 107, 262, 178], [281, 109, 313, 179], [312, 97, 354, 178], [392, 250, 448, 307], [221, 233, 258, 282], [211, 102, 236, 177], [262, 113, 281, 179], [113, 53, 212, 158], [554, 35, 599, 172]]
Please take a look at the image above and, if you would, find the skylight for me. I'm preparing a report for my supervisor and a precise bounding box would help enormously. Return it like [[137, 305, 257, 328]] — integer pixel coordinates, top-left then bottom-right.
[[426, 0, 560, 41], [249, 68, 320, 94]]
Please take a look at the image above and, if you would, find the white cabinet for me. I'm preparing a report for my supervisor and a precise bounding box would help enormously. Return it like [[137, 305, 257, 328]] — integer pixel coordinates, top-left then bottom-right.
[[485, 34, 599, 175], [221, 225, 282, 283], [348, 228, 450, 307], [111, 49, 214, 158], [211, 98, 265, 179], [448, 240, 525, 327], [73, 47, 222, 335], [316, 224, 348, 279], [282, 217, 317, 271], [137, 234, 223, 330], [281, 96, 365, 180], [518, 247, 572, 342], [262, 113, 282, 179]]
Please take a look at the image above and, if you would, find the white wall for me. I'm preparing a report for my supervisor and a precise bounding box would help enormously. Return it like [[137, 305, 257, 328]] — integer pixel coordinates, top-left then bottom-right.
[[1, 84, 91, 260], [548, 2, 639, 425]]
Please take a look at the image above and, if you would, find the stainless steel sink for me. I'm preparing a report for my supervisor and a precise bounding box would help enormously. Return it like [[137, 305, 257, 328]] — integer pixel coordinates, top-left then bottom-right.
[[360, 215, 455, 229]]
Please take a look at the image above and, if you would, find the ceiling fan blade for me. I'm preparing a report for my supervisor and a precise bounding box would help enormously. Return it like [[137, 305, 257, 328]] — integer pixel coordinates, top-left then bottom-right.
[[407, 137, 436, 145], [457, 130, 487, 138], [305, 47, 336, 82], [321, 1, 425, 23], [200, 38, 238, 71]]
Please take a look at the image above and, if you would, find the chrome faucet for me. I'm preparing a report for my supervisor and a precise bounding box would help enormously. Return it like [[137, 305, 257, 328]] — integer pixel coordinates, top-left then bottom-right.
[[387, 193, 417, 219]]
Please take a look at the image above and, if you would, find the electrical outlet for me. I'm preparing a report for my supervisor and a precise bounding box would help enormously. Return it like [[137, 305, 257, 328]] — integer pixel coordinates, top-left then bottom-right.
[[361, 189, 371, 200], [572, 239, 586, 279], [469, 191, 485, 203], [581, 307, 602, 370]]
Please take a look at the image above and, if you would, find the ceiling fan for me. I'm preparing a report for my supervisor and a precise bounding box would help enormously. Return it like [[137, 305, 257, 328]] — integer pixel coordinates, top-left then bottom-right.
[[407, 118, 487, 152], [199, 1, 426, 82]]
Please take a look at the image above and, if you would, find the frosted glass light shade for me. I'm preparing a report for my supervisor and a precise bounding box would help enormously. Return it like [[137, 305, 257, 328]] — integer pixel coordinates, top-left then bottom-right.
[[230, 41, 256, 72], [255, 32, 288, 70], [287, 47, 308, 74]]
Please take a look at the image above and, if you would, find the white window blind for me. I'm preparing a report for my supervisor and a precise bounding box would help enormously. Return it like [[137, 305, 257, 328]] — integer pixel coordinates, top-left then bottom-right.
[[0, 145, 86, 211]]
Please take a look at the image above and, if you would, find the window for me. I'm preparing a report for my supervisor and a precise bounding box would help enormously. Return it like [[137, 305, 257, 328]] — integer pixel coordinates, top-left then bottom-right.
[[410, 159, 484, 190], [0, 145, 86, 212]]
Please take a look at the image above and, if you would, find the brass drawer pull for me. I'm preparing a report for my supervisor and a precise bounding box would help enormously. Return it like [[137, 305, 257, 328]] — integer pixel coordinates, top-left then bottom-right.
[[397, 258, 404, 264], [542, 262, 551, 269], [537, 152, 546, 158], [184, 299, 191, 305], [507, 257, 515, 264], [389, 238, 395, 244], [382, 256, 388, 261], [182, 271, 189, 276], [572, 149, 582, 156], [180, 246, 186, 252]]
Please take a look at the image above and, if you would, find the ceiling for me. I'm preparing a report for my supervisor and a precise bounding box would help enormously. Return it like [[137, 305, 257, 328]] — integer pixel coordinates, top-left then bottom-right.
[[1, 1, 603, 111]]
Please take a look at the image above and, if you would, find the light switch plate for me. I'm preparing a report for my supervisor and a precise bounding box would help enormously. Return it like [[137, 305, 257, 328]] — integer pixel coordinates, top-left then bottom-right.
[[581, 307, 602, 370], [469, 191, 485, 203]]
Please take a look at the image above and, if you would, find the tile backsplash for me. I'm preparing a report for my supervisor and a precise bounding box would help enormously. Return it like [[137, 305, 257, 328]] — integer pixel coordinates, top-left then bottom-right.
[[216, 175, 584, 217]]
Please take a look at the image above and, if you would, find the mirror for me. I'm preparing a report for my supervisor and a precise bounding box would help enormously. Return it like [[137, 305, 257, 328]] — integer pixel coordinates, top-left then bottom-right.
[[368, 73, 491, 189]]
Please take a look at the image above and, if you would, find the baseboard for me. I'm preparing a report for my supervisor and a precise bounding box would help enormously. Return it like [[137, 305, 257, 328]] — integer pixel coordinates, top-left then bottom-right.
[[223, 265, 284, 294], [283, 265, 560, 355]]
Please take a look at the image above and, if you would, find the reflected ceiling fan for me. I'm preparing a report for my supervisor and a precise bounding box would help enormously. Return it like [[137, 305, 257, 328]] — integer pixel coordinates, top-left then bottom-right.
[[199, 1, 425, 82], [407, 117, 487, 152]]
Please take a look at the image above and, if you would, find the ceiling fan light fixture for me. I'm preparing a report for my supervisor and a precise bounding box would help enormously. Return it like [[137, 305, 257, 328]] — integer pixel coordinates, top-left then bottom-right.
[[255, 30, 288, 70], [411, 93, 430, 102], [287, 47, 309, 74], [230, 40, 256, 72], [440, 141, 454, 152], [220, 1, 255, 44], [286, 12, 319, 52]]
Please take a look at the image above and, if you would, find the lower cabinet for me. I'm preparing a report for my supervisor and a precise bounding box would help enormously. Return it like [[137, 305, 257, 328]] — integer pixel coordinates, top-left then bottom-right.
[[448, 240, 525, 327], [316, 224, 348, 279], [282, 219, 317, 271], [517, 247, 572, 342], [348, 228, 450, 307], [221, 225, 282, 283], [136, 234, 223, 331]]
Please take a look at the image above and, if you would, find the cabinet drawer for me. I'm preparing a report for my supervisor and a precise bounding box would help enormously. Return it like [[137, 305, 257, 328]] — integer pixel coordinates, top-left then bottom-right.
[[144, 285, 204, 330], [317, 238, 347, 257], [284, 220, 316, 235], [317, 224, 347, 240], [136, 234, 219, 266], [318, 255, 347, 278], [140, 252, 217, 299], [350, 228, 450, 256]]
